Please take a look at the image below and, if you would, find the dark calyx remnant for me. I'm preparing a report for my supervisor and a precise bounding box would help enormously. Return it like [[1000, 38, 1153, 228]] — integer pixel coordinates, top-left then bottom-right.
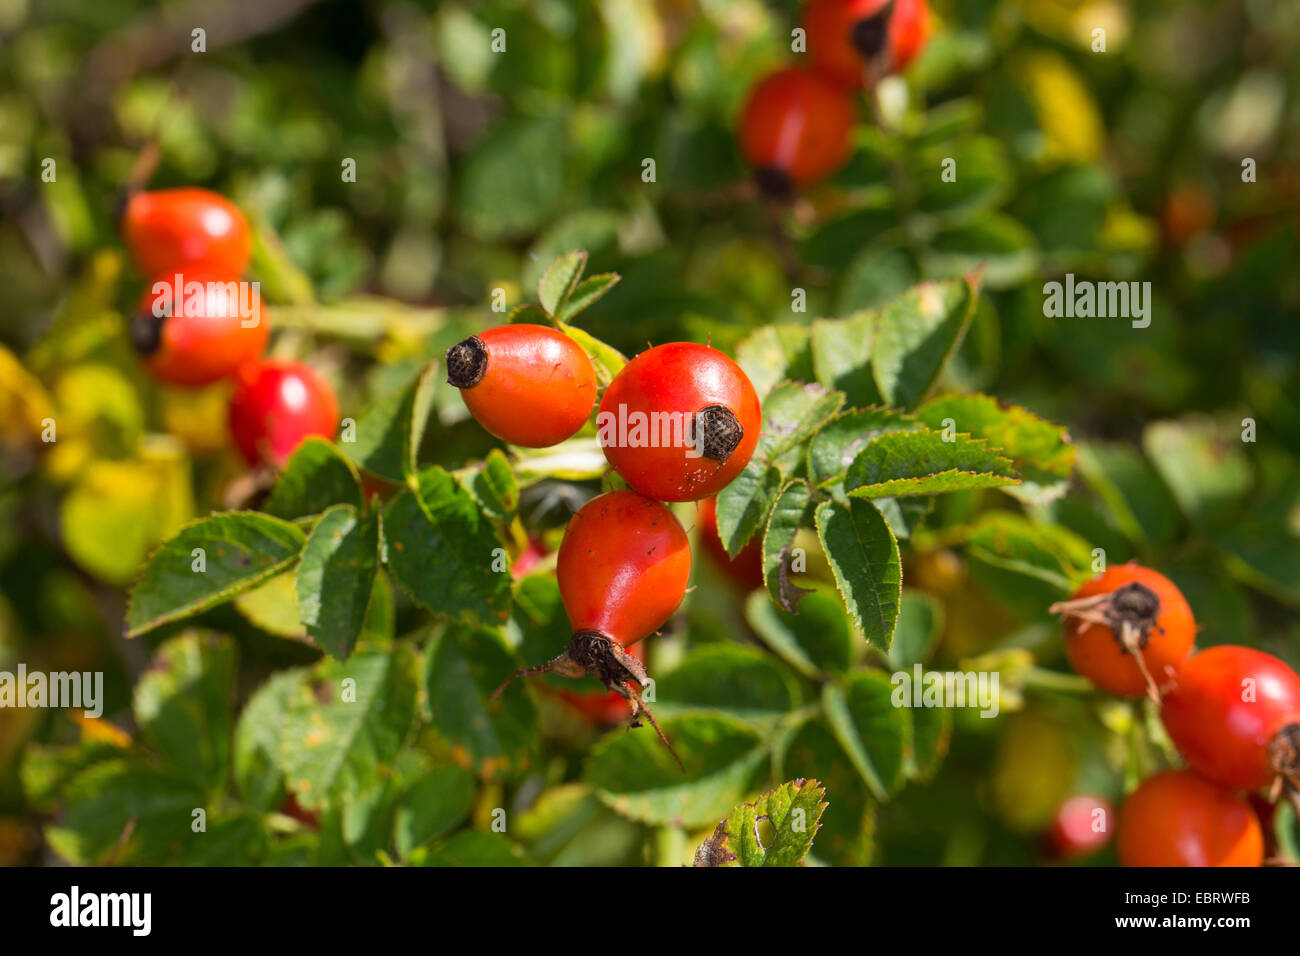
[[445, 335, 488, 388], [754, 165, 795, 201], [851, 3, 894, 58], [1103, 582, 1161, 650], [693, 404, 744, 463], [489, 629, 683, 771], [130, 311, 165, 357]]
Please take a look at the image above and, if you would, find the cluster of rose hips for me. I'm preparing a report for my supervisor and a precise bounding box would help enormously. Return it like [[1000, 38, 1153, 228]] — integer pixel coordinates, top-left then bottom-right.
[[445, 325, 761, 760], [1051, 564, 1300, 866], [739, 0, 932, 195], [121, 188, 338, 469]]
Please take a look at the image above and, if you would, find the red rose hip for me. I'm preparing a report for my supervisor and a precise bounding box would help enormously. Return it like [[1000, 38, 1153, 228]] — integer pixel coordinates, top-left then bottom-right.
[[122, 187, 252, 277], [228, 359, 339, 468], [739, 66, 856, 195], [598, 342, 761, 502]]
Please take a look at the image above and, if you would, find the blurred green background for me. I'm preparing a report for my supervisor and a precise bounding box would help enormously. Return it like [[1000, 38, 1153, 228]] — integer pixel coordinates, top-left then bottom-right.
[[1, 0, 1299, 866]]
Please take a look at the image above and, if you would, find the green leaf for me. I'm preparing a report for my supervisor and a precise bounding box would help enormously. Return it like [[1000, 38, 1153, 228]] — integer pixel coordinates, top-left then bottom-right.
[[963, 512, 1093, 594], [412, 830, 530, 866], [871, 278, 979, 409], [424, 628, 538, 777], [822, 672, 908, 800], [756, 381, 846, 466], [713, 462, 783, 557], [924, 214, 1038, 289], [907, 702, 953, 784], [762, 479, 813, 613], [814, 499, 902, 652], [296, 505, 380, 661], [347, 363, 438, 484], [779, 719, 874, 866], [655, 645, 798, 720], [457, 114, 566, 240], [515, 783, 646, 866], [845, 429, 1020, 499], [234, 669, 308, 811], [133, 632, 235, 793], [735, 323, 814, 399], [1217, 518, 1300, 606], [465, 448, 518, 522], [807, 407, 923, 489], [811, 310, 884, 408], [538, 250, 588, 317], [1076, 441, 1182, 549], [1142, 417, 1253, 528], [233, 571, 304, 638], [45, 761, 206, 865], [585, 713, 766, 827], [395, 765, 477, 858], [557, 322, 628, 387], [557, 273, 620, 324], [889, 590, 944, 669], [126, 512, 307, 638], [281, 646, 418, 810], [917, 393, 1074, 504], [263, 437, 364, 519], [382, 467, 510, 626], [694, 779, 827, 867], [745, 589, 855, 679]]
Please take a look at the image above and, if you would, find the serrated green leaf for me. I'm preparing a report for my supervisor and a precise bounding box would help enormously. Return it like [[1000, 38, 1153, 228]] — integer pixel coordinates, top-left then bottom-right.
[[695, 778, 827, 867], [907, 702, 953, 783], [382, 467, 510, 626], [745, 589, 855, 679], [807, 407, 923, 489], [822, 672, 908, 800], [538, 250, 588, 316], [814, 499, 902, 652], [811, 310, 884, 408], [586, 714, 766, 827], [757, 380, 846, 467], [424, 628, 537, 777], [762, 479, 813, 612], [917, 393, 1074, 504], [281, 647, 418, 810], [557, 272, 620, 323], [845, 429, 1019, 499], [872, 278, 978, 408], [296, 505, 380, 661], [263, 437, 363, 519], [133, 632, 235, 793], [126, 512, 307, 638]]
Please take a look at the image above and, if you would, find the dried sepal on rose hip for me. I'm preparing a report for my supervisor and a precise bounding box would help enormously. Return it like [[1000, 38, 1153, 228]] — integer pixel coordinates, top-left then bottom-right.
[[1160, 645, 1300, 803], [445, 324, 597, 448], [491, 490, 691, 768], [598, 342, 761, 502], [1049, 563, 1195, 700]]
